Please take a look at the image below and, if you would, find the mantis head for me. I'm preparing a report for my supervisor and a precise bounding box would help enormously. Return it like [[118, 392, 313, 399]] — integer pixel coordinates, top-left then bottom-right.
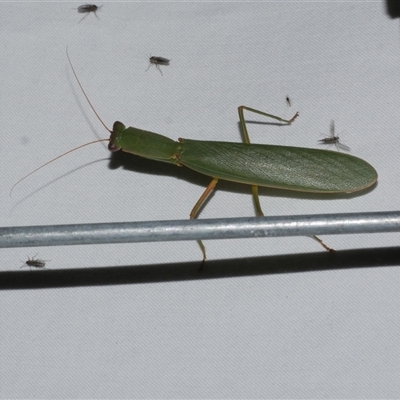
[[108, 121, 126, 152]]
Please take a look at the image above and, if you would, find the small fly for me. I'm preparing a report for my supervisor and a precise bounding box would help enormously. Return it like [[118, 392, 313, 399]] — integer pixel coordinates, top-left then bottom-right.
[[145, 56, 171, 76], [21, 255, 49, 270], [77, 4, 101, 23]]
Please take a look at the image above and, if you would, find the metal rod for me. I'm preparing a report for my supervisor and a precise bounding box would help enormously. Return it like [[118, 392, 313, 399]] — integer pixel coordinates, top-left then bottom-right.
[[1, 211, 399, 249]]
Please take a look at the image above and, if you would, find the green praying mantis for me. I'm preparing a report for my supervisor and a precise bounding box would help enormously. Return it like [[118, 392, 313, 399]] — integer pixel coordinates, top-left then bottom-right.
[[12, 49, 378, 261]]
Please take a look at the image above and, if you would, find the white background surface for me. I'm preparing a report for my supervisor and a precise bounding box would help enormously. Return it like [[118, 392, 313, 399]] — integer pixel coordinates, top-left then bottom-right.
[[1, 1, 400, 397]]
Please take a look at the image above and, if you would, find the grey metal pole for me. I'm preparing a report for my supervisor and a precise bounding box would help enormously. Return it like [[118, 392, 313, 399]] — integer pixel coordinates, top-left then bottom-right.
[[0, 211, 399, 249]]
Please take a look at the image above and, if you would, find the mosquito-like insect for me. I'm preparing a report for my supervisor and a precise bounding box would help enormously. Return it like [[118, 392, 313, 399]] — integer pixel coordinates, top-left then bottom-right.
[[318, 120, 350, 152]]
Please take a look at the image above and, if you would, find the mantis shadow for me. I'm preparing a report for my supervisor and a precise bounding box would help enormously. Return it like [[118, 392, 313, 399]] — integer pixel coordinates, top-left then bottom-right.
[[1, 246, 400, 290], [386, 0, 400, 18]]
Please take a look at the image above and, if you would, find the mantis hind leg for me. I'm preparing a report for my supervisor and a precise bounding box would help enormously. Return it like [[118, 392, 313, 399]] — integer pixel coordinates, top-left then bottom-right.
[[311, 235, 335, 252], [237, 105, 299, 145], [252, 174, 335, 253], [252, 185, 264, 217], [190, 177, 219, 265], [239, 105, 334, 253]]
